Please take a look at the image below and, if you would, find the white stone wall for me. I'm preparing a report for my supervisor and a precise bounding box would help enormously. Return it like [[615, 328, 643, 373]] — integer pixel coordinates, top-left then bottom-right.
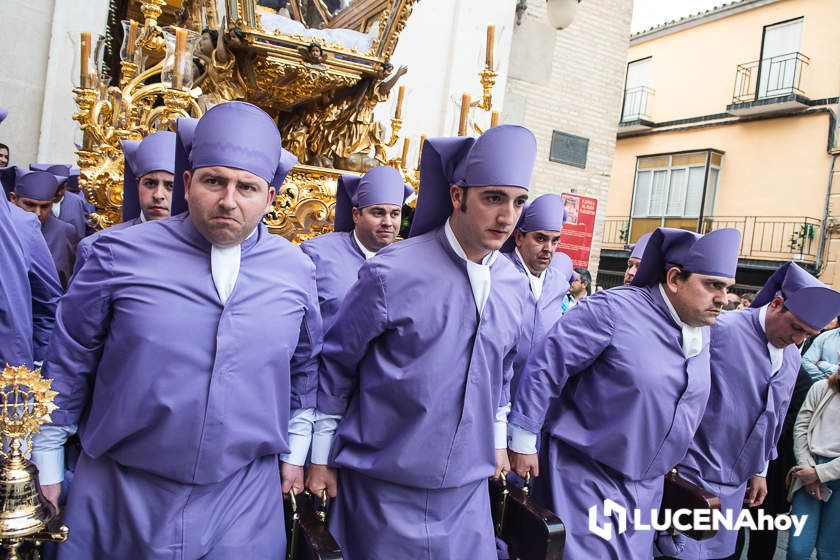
[[378, 0, 517, 166], [503, 0, 633, 277], [0, 0, 109, 167]]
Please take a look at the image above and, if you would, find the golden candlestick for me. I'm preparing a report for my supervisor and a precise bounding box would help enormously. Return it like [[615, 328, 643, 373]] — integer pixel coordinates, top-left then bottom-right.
[[0, 365, 69, 559], [140, 0, 166, 27], [173, 28, 188, 90], [458, 93, 471, 136], [80, 32, 93, 89], [491, 111, 500, 127], [473, 67, 497, 112], [394, 85, 406, 120], [386, 118, 403, 147], [485, 24, 495, 70], [400, 137, 411, 169]]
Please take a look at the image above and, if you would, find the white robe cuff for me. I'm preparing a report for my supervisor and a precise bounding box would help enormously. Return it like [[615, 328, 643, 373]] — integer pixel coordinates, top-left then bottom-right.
[[757, 462, 769, 478], [311, 410, 341, 465], [280, 408, 315, 466], [494, 403, 511, 449], [31, 424, 77, 485], [507, 423, 538, 454]]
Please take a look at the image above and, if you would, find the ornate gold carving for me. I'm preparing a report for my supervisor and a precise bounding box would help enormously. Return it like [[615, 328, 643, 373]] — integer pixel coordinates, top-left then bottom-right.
[[77, 0, 420, 241], [265, 165, 342, 242], [0, 365, 68, 558]]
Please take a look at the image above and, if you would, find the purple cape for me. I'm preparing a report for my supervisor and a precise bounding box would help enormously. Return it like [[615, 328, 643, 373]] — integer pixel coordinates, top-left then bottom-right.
[[0, 201, 61, 367], [41, 214, 78, 288]]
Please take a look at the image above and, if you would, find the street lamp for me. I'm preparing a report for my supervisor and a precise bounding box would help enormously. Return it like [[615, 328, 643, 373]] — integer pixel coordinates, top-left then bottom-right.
[[516, 0, 582, 29], [546, 0, 581, 30]]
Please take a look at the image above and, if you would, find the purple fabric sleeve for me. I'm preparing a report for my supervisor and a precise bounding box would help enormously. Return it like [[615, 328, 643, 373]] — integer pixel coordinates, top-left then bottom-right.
[[45, 241, 114, 426], [318, 260, 388, 415], [290, 263, 323, 410], [509, 294, 615, 434]]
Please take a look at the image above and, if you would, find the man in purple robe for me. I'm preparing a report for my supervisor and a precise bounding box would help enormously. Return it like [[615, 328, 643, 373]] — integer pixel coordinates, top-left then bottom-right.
[[32, 101, 320, 559], [298, 166, 411, 475], [10, 170, 78, 288], [509, 226, 742, 559], [72, 131, 177, 278], [307, 125, 536, 559], [624, 231, 652, 285], [30, 163, 94, 238], [301, 165, 412, 330], [500, 193, 569, 399], [0, 108, 61, 368], [664, 262, 840, 560]]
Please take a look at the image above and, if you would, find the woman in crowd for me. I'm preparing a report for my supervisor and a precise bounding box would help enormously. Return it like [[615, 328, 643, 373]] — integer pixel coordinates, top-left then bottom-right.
[[786, 371, 840, 560]]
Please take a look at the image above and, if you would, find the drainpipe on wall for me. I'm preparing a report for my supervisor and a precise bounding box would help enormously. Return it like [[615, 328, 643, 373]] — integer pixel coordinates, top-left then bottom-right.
[[816, 153, 837, 276]]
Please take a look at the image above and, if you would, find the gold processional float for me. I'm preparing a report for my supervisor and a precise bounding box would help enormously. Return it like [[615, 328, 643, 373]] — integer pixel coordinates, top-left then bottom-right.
[[0, 1, 504, 556], [72, 0, 502, 241]]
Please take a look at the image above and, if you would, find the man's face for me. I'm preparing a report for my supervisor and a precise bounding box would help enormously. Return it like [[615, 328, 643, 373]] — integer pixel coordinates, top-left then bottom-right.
[[515, 229, 561, 276], [570, 277, 587, 297], [53, 183, 66, 203], [623, 257, 641, 285], [664, 269, 734, 327], [449, 185, 528, 260], [739, 297, 752, 309], [10, 194, 53, 224], [352, 204, 401, 252], [183, 166, 275, 247], [764, 296, 819, 348], [726, 293, 741, 306], [0, 148, 8, 167], [138, 171, 175, 221]]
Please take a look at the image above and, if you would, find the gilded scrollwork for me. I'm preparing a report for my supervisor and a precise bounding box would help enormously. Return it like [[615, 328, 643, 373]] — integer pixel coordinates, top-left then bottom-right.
[[77, 0, 419, 242]]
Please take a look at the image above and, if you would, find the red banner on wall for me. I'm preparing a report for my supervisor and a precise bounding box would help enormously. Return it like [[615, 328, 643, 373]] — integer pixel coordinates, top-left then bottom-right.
[[558, 193, 598, 269]]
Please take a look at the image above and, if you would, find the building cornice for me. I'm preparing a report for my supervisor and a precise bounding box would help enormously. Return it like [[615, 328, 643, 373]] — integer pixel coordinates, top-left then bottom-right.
[[631, 0, 784, 45]]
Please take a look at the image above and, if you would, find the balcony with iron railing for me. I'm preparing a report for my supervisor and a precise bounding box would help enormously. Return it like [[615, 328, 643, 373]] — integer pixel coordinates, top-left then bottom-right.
[[618, 86, 655, 133], [727, 52, 810, 116], [601, 215, 821, 265]]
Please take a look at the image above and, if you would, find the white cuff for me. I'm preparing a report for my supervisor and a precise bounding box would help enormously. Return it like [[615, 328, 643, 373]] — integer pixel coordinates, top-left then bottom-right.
[[31, 424, 77, 485], [311, 410, 341, 465], [494, 403, 511, 449], [507, 423, 538, 454], [280, 408, 315, 466], [757, 462, 769, 478]]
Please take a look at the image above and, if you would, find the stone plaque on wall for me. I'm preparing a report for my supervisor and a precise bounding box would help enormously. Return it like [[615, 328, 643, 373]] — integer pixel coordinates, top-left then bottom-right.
[[550, 130, 589, 168]]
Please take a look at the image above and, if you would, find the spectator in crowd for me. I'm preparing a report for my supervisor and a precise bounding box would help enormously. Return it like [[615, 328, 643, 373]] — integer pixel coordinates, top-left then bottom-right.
[[802, 315, 839, 355], [740, 291, 756, 309], [786, 372, 840, 560], [561, 267, 590, 314], [803, 321, 840, 381], [0, 142, 9, 168]]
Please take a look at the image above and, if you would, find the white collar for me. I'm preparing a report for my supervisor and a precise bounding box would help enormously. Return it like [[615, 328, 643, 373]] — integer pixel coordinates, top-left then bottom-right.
[[352, 230, 376, 260], [658, 283, 704, 359], [445, 219, 496, 316], [444, 219, 496, 266], [210, 226, 258, 305], [515, 248, 544, 300], [52, 198, 62, 217], [758, 304, 785, 375], [139, 211, 148, 223]]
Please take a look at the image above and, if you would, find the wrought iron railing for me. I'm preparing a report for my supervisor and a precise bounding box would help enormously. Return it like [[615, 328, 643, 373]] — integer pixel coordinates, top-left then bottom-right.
[[601, 216, 631, 248], [731, 52, 809, 104], [620, 86, 654, 122], [700, 216, 820, 262], [600, 216, 821, 262]]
